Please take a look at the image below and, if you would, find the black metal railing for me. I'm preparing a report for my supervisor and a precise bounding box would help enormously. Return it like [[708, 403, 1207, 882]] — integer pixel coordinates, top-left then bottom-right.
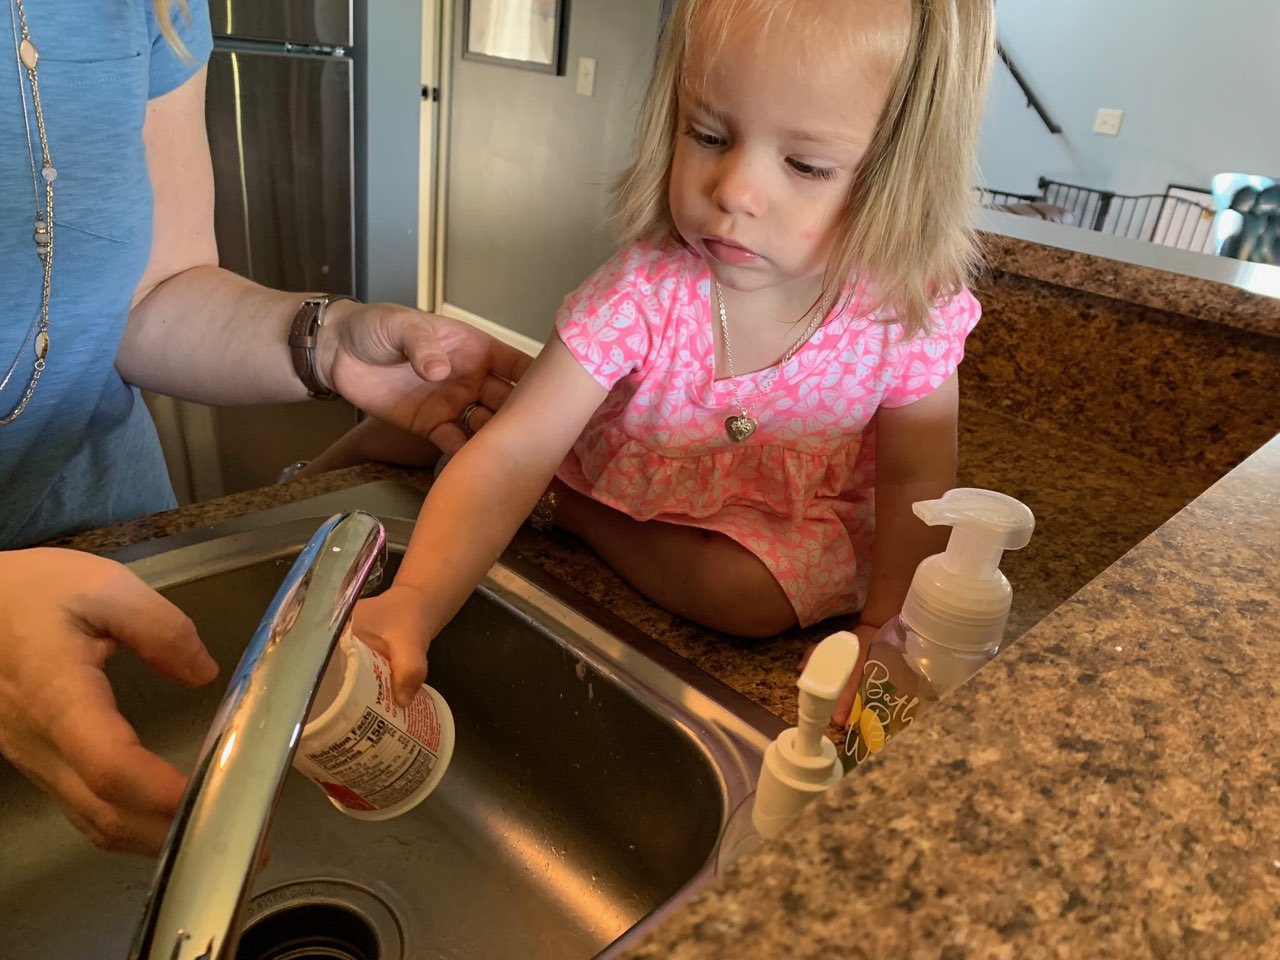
[[981, 179, 1218, 254], [996, 40, 1062, 135], [980, 187, 1044, 208]]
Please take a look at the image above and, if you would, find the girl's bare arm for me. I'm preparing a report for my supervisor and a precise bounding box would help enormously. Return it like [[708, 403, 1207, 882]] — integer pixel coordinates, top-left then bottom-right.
[[355, 336, 606, 704], [834, 372, 960, 724]]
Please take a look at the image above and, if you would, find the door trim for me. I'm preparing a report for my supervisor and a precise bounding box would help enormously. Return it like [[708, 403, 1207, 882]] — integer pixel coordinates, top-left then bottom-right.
[[431, 0, 455, 314], [438, 302, 543, 357], [418, 0, 441, 312]]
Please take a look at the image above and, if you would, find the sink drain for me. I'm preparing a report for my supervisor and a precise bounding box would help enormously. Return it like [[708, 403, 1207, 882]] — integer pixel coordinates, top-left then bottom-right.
[[236, 880, 403, 960]]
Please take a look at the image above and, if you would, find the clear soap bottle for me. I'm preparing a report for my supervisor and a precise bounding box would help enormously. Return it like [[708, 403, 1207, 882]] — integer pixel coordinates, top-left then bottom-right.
[[841, 488, 1034, 771]]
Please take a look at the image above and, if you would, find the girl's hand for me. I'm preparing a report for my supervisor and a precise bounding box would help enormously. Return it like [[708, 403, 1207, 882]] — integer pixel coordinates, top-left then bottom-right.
[[350, 583, 440, 707], [0, 549, 219, 856], [317, 300, 532, 455]]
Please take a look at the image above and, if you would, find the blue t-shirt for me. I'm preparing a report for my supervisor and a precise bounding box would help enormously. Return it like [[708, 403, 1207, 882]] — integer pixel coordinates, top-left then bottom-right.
[[0, 0, 212, 547]]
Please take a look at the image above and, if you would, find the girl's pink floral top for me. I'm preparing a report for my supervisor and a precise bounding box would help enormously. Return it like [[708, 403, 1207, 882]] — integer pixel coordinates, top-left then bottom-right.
[[555, 237, 981, 626]]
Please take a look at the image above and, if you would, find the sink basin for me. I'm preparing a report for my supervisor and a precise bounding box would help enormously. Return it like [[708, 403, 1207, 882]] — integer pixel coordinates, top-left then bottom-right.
[[0, 481, 783, 959]]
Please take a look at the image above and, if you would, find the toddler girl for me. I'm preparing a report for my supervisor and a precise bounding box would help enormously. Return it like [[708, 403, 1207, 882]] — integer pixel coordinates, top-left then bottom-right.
[[357, 0, 995, 724]]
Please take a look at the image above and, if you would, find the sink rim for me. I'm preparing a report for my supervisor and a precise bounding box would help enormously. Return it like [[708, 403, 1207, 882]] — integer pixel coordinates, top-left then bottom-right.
[[114, 481, 787, 752]]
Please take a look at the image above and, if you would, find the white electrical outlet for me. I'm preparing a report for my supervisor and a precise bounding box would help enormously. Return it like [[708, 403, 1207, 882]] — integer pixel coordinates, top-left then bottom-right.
[[575, 57, 597, 97], [1093, 108, 1124, 136]]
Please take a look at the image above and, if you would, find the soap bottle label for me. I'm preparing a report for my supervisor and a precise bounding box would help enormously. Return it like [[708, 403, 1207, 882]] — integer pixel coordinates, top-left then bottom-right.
[[841, 622, 925, 771], [842, 657, 920, 770]]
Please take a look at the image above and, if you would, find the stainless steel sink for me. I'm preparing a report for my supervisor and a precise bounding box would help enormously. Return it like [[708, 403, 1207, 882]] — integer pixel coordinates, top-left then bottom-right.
[[0, 481, 784, 959]]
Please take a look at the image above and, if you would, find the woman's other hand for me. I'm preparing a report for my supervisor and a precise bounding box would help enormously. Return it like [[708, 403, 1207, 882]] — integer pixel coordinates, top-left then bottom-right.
[[0, 549, 218, 856], [318, 302, 533, 455]]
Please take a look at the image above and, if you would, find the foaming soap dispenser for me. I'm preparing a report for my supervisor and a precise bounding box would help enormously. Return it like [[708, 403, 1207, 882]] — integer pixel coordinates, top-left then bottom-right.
[[717, 631, 861, 870], [842, 488, 1034, 771]]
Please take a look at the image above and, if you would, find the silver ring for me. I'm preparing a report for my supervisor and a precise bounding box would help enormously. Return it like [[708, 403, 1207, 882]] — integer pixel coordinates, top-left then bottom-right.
[[460, 401, 482, 436]]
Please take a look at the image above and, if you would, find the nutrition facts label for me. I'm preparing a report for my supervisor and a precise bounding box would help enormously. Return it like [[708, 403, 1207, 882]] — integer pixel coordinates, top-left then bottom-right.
[[305, 706, 439, 811]]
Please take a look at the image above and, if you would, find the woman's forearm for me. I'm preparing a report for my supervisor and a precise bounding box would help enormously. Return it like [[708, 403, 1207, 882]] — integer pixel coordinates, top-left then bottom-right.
[[118, 264, 323, 405]]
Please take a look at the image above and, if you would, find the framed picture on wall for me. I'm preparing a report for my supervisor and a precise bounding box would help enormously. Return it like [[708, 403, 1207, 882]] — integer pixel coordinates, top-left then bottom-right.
[[462, 0, 568, 75]]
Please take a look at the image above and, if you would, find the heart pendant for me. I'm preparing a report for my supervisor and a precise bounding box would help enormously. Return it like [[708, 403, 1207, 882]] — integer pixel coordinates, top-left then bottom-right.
[[725, 414, 757, 443]]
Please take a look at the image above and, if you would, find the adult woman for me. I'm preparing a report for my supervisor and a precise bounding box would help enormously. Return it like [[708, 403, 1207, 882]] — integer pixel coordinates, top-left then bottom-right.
[[0, 0, 527, 855]]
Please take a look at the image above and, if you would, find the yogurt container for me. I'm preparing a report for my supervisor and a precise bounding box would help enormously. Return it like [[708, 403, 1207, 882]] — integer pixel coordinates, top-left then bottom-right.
[[293, 626, 454, 820]]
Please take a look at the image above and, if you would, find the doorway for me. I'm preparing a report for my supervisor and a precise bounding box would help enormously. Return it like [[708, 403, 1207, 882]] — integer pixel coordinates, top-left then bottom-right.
[[426, 0, 665, 357]]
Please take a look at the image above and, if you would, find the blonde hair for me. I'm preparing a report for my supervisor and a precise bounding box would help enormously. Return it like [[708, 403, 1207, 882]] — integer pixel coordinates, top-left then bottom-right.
[[611, 0, 995, 338], [155, 0, 193, 61]]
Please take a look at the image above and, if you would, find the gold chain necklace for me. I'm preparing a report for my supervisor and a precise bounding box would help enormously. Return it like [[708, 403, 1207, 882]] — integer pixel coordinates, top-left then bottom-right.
[[1, 0, 55, 426], [715, 281, 828, 443]]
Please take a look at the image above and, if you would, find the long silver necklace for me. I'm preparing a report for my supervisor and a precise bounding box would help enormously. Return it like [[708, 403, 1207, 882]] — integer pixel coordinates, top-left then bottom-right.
[[1, 0, 55, 426], [715, 281, 828, 443]]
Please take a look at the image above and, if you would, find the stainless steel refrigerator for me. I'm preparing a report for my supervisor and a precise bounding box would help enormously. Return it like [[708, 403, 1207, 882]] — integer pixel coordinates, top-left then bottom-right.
[[149, 0, 361, 501]]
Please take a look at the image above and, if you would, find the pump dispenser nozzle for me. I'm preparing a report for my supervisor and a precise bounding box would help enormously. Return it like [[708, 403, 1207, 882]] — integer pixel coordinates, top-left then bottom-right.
[[914, 487, 1035, 579], [903, 488, 1035, 653], [751, 630, 860, 840]]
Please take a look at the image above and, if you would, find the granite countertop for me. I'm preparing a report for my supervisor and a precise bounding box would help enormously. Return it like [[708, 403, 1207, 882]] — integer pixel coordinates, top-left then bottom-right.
[[60, 425, 1279, 957], [978, 211, 1280, 338]]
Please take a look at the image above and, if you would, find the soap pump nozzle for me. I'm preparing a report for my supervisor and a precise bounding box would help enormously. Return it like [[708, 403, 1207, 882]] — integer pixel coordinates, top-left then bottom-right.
[[902, 487, 1035, 654], [915, 487, 1035, 580], [750, 630, 860, 841]]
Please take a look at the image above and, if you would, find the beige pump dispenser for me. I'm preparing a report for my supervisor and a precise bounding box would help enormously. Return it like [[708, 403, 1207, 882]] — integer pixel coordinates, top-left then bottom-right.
[[751, 630, 861, 839], [716, 630, 861, 871]]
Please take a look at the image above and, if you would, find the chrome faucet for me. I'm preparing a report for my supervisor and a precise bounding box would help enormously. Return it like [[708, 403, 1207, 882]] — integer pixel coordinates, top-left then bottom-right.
[[129, 510, 387, 960]]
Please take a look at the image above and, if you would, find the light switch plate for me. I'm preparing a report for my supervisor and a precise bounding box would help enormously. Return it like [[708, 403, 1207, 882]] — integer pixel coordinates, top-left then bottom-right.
[[576, 57, 597, 97], [1093, 108, 1124, 136]]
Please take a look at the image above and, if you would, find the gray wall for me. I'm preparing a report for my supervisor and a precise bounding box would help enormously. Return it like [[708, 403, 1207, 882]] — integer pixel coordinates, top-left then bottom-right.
[[443, 0, 662, 341], [980, 0, 1280, 197], [356, 0, 423, 305]]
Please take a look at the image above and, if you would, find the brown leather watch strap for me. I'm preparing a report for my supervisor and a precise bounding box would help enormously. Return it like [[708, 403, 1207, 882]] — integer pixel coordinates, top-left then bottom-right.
[[288, 294, 356, 400]]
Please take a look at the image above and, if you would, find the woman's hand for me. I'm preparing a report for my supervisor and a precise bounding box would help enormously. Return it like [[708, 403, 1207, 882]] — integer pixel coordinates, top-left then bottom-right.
[[0, 549, 219, 856], [318, 301, 533, 455]]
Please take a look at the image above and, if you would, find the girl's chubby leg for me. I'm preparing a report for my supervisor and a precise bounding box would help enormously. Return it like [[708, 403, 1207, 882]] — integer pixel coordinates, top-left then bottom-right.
[[547, 480, 797, 638]]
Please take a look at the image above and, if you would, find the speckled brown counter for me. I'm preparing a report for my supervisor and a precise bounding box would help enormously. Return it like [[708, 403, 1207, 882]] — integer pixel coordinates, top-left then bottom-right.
[[56, 402, 1208, 733], [53, 462, 431, 557], [968, 237, 1280, 486], [979, 229, 1280, 338]]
